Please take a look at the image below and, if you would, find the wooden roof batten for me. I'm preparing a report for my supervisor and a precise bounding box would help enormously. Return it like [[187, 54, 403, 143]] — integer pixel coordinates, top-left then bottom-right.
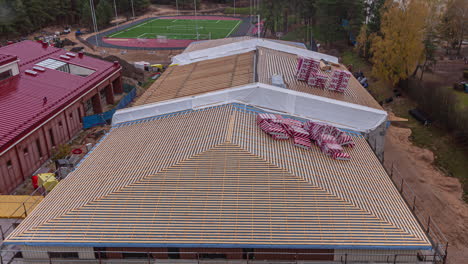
[[5, 105, 431, 250]]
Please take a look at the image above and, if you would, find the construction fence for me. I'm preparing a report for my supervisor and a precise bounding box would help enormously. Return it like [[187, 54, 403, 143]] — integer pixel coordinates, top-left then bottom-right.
[[83, 86, 136, 129], [0, 249, 446, 264]]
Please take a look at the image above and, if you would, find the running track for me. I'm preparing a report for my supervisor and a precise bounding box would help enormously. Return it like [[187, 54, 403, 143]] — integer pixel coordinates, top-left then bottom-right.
[[93, 15, 248, 50]]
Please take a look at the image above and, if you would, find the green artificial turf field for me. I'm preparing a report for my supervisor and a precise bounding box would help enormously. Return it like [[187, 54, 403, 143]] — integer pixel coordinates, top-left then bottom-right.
[[107, 19, 242, 40]]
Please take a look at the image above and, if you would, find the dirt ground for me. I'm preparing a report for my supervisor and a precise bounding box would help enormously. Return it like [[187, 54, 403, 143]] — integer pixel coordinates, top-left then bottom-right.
[[384, 121, 468, 264]]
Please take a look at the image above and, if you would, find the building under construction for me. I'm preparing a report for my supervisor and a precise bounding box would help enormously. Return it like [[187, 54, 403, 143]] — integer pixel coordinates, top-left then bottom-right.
[[4, 38, 445, 263]]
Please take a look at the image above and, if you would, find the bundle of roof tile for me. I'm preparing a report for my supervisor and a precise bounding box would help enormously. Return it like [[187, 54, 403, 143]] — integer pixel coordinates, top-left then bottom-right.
[[307, 72, 328, 89], [258, 114, 353, 160], [257, 114, 289, 139], [258, 113, 311, 148], [328, 69, 351, 93], [296, 57, 320, 81], [303, 121, 354, 160], [296, 57, 353, 94], [305, 121, 355, 148]]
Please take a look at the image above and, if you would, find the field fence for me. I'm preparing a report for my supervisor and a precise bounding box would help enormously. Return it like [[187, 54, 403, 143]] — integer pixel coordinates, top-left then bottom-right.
[[384, 163, 448, 259], [0, 166, 73, 242]]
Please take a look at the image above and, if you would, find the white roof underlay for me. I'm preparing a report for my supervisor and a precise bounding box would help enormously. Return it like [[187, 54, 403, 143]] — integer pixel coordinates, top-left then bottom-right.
[[113, 83, 387, 133], [172, 38, 339, 65]]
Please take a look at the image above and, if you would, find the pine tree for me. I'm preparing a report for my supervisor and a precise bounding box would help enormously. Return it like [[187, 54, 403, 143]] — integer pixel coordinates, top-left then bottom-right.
[[366, 0, 386, 35], [23, 0, 54, 27], [96, 0, 113, 27], [80, 0, 93, 29], [12, 0, 33, 34], [314, 0, 342, 46]]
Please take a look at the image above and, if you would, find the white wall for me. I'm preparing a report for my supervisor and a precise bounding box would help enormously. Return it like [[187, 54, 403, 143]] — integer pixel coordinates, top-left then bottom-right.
[[69, 64, 96, 77], [21, 245, 95, 260], [0, 61, 20, 76]]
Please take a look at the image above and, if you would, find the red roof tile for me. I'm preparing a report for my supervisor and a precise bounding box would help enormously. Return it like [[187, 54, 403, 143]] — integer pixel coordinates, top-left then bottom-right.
[[0, 54, 17, 66], [0, 41, 121, 153]]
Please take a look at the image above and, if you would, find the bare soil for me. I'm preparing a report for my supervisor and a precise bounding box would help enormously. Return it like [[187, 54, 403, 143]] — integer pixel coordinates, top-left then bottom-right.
[[384, 121, 468, 264]]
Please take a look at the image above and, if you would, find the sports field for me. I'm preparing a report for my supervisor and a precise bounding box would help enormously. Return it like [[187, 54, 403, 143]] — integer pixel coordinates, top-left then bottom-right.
[[107, 18, 242, 40]]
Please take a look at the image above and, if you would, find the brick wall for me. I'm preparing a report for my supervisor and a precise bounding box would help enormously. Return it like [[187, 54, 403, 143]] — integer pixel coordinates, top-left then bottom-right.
[[253, 248, 334, 261]]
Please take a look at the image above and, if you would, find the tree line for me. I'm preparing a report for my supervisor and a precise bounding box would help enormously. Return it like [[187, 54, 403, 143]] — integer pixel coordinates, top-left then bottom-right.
[[259, 0, 468, 150], [0, 0, 150, 37], [259, 0, 365, 46], [357, 0, 468, 151]]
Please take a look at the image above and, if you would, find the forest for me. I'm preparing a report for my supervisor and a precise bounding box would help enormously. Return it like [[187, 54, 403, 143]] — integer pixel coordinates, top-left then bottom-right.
[[0, 0, 150, 36]]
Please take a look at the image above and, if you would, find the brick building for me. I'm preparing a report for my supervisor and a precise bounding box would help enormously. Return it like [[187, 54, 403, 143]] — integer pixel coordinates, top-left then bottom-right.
[[0, 41, 122, 194]]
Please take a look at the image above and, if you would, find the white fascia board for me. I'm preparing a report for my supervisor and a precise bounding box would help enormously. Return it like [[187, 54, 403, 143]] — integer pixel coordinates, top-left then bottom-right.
[[172, 39, 339, 65], [113, 83, 387, 133]]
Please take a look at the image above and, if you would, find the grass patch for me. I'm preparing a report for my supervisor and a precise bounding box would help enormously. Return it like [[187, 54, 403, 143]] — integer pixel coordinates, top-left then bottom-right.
[[341, 50, 393, 102], [107, 18, 242, 40], [391, 98, 468, 201], [281, 25, 307, 42], [341, 50, 369, 71]]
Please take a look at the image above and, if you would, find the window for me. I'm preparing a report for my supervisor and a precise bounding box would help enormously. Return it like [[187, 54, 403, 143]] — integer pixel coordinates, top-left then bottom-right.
[[58, 121, 63, 127], [36, 58, 95, 77], [48, 252, 79, 259], [168, 248, 180, 259], [94, 247, 107, 259], [122, 252, 149, 259], [48, 128, 55, 146], [69, 112, 73, 119], [0, 70, 12, 81], [84, 99, 93, 115], [78, 107, 83, 123], [36, 139, 43, 157], [243, 248, 254, 260], [23, 147, 29, 156], [199, 253, 227, 259], [6, 160, 12, 168]]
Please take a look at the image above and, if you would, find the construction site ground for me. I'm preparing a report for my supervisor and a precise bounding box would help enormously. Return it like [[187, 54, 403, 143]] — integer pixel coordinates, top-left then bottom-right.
[[384, 112, 468, 264]]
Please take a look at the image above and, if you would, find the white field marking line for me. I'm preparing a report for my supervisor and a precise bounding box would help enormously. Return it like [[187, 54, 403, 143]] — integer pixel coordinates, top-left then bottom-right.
[[109, 19, 155, 37], [137, 33, 153, 38], [134, 20, 151, 28], [108, 31, 123, 38], [225, 20, 241, 38], [172, 20, 177, 22], [216, 20, 220, 23]]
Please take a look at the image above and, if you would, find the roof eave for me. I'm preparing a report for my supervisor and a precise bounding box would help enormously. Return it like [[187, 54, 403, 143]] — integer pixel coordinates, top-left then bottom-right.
[[5, 241, 432, 251]]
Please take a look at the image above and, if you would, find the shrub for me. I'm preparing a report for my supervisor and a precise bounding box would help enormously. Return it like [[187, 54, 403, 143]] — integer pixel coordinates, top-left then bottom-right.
[[51, 144, 71, 161]]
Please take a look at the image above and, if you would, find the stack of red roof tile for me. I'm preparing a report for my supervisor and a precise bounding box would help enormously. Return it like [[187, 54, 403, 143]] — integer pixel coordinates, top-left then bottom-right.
[[258, 115, 354, 159], [328, 69, 351, 93], [257, 113, 289, 139], [307, 72, 328, 89], [332, 152, 352, 161], [296, 57, 320, 81], [303, 121, 354, 160]]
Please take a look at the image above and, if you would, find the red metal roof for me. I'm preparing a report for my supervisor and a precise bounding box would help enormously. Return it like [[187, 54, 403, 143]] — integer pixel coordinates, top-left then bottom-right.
[[0, 54, 17, 66], [0, 41, 121, 153]]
